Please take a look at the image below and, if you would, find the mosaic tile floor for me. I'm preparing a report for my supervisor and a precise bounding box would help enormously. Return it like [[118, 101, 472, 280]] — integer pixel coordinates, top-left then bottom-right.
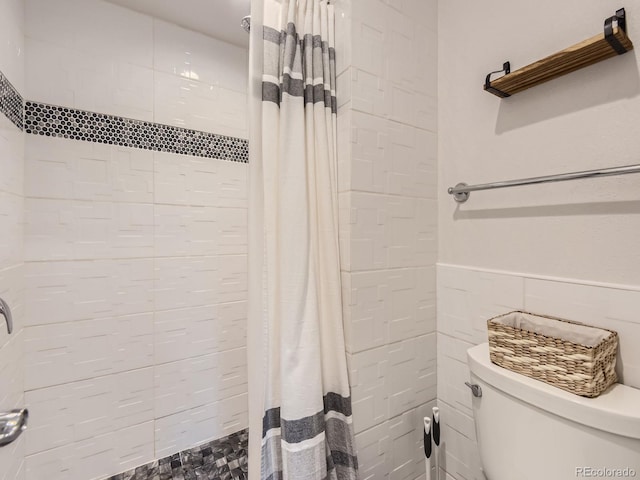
[[106, 430, 248, 480]]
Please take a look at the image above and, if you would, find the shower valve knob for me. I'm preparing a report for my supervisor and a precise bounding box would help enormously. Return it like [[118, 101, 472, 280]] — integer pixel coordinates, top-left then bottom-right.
[[0, 409, 28, 447], [0, 298, 12, 334]]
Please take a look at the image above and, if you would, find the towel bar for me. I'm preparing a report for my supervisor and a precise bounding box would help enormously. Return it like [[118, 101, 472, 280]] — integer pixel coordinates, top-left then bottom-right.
[[448, 164, 640, 203]]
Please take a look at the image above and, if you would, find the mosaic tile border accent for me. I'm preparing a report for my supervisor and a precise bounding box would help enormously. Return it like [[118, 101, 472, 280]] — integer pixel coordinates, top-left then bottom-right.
[[0, 67, 248, 163], [0, 70, 24, 130], [105, 429, 248, 480], [24, 102, 249, 163]]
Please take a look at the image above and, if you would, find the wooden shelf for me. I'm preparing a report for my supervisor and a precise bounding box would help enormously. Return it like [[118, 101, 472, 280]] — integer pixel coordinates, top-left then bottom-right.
[[485, 9, 634, 98]]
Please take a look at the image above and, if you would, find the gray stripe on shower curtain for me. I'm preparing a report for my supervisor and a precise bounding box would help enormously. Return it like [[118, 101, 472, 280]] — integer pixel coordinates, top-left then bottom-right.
[[262, 396, 357, 444], [262, 433, 358, 480], [261, 395, 358, 478], [262, 25, 337, 112]]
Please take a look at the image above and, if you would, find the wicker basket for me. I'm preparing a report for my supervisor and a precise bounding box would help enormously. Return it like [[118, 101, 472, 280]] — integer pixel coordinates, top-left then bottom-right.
[[487, 311, 618, 398]]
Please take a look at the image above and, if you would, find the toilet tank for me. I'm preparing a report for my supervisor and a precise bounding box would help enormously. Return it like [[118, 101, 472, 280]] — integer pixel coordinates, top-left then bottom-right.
[[467, 343, 640, 480]]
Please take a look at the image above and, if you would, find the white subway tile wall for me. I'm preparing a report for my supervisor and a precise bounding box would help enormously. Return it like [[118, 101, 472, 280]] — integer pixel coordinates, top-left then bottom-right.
[[0, 0, 25, 478], [25, 0, 154, 120], [437, 264, 640, 480], [22, 154, 248, 479], [21, 0, 249, 478], [355, 401, 437, 480], [342, 267, 436, 354], [0, 192, 24, 271], [25, 0, 249, 130], [23, 312, 154, 389], [154, 303, 246, 364], [0, 0, 25, 93], [154, 394, 248, 459], [154, 71, 248, 139], [25, 422, 155, 480], [151, 19, 248, 139], [336, 0, 438, 477], [348, 193, 436, 271], [0, 114, 25, 196], [25, 37, 155, 121], [25, 137, 154, 203], [154, 152, 247, 208], [152, 20, 248, 93], [348, 334, 437, 433], [24, 368, 155, 455]]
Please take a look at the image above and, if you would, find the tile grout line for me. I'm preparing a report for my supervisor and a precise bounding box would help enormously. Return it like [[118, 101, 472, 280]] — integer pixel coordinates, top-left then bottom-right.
[[346, 330, 437, 356], [437, 262, 640, 293], [352, 397, 438, 438]]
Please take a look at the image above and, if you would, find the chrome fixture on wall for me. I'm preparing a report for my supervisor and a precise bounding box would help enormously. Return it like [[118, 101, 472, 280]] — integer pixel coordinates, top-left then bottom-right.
[[448, 163, 640, 203], [0, 409, 28, 447], [241, 15, 251, 33], [465, 381, 483, 397], [0, 297, 13, 334]]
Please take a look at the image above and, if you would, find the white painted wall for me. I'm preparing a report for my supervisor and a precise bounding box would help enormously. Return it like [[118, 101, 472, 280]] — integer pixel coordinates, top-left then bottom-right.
[[438, 1, 640, 479], [336, 0, 438, 478], [0, 0, 25, 479], [22, 1, 249, 478], [439, 0, 640, 285]]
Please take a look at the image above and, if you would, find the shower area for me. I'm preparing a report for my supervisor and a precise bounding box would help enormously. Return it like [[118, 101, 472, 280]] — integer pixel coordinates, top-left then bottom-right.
[[1, 0, 252, 477], [0, 0, 438, 478]]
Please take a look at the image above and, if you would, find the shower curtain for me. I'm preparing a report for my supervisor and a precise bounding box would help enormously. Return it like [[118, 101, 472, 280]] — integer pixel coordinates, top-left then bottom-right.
[[248, 0, 358, 479]]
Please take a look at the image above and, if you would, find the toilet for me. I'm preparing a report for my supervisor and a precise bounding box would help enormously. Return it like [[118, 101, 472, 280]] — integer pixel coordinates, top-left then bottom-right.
[[467, 343, 640, 480]]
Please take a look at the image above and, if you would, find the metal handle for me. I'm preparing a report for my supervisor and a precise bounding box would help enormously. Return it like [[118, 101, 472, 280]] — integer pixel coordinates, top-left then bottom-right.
[[465, 382, 482, 398], [0, 409, 28, 447], [0, 298, 13, 334]]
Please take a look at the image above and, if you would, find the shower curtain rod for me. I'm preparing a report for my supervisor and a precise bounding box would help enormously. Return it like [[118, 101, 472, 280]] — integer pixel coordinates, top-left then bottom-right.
[[448, 163, 640, 203]]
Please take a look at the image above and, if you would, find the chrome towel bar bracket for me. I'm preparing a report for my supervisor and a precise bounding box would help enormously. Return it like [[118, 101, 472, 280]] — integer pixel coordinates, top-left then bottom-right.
[[448, 164, 640, 203]]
